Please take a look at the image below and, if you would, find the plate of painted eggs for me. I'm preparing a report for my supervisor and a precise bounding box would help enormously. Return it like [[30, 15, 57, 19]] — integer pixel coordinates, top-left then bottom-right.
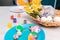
[[4, 24, 45, 40]]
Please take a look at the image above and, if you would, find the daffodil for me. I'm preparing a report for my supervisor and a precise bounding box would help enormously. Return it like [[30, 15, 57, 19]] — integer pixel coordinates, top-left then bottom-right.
[[36, 0, 42, 5], [24, 5, 33, 13], [24, 0, 42, 18], [36, 4, 42, 9], [31, 4, 39, 12], [17, 0, 28, 6], [30, 0, 42, 5]]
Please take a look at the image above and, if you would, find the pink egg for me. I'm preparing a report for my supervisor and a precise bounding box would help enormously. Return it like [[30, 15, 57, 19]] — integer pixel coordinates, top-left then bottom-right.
[[31, 25, 40, 33]]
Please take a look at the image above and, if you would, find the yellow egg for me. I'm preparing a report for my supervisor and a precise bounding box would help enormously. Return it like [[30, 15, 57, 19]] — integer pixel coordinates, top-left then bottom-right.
[[7, 22, 12, 28]]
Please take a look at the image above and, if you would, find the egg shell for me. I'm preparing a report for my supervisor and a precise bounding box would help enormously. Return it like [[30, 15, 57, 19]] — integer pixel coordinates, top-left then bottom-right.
[[46, 16, 52, 22], [41, 17, 47, 22], [10, 15, 14, 20], [17, 14, 21, 18], [7, 22, 12, 28], [13, 34, 19, 39], [17, 31, 22, 36], [24, 20, 27, 24], [28, 34, 36, 40], [13, 18, 17, 23], [54, 16, 60, 22]]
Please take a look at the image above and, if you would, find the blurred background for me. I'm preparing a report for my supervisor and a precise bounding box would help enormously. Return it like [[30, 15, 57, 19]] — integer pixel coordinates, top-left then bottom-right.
[[0, 0, 16, 6], [0, 0, 60, 10]]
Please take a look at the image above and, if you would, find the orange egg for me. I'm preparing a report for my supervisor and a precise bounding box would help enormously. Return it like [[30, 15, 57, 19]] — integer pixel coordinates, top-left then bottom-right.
[[28, 34, 35, 40]]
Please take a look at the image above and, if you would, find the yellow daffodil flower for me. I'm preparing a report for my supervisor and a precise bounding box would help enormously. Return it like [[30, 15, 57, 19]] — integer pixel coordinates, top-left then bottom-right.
[[17, 0, 28, 6], [36, 0, 42, 5], [24, 0, 42, 18], [31, 4, 39, 12], [24, 5, 33, 13], [30, 0, 42, 5]]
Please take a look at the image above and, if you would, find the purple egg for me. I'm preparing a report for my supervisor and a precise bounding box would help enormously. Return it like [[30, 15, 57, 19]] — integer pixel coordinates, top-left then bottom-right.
[[13, 18, 17, 23]]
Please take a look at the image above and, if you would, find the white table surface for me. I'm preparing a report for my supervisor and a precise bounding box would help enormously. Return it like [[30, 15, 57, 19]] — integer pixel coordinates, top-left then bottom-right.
[[0, 6, 60, 40]]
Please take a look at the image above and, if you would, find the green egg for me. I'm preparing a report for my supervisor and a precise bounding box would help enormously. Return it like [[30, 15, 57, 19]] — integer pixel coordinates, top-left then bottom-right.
[[16, 25, 23, 32], [31, 32, 38, 36]]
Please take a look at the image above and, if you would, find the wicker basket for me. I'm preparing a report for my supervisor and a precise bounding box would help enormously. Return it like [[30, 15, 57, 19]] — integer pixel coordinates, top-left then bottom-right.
[[30, 10, 60, 27]]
